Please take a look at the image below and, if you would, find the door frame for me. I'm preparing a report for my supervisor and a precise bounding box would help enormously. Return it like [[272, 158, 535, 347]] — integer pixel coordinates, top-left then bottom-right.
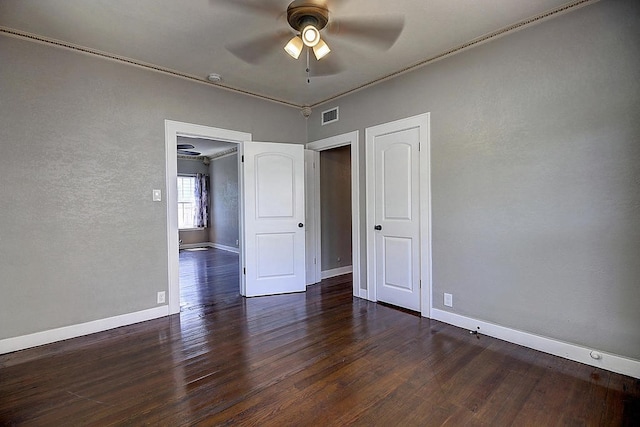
[[304, 149, 321, 286], [165, 120, 251, 314], [307, 131, 362, 298], [365, 113, 432, 318]]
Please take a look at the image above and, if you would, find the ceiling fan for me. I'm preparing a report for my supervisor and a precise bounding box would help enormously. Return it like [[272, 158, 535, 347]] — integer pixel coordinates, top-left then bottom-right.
[[214, 0, 404, 77], [177, 143, 201, 157]]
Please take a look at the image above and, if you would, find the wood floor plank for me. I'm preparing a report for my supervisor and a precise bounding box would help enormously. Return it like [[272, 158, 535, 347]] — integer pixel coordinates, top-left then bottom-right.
[[1, 248, 638, 426]]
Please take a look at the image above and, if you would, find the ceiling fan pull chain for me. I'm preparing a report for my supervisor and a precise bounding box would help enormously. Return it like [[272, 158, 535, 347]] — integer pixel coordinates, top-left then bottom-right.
[[306, 49, 311, 84]]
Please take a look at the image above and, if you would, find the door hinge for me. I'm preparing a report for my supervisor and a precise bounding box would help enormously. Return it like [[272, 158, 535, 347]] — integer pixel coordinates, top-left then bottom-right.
[[314, 257, 316, 265], [418, 142, 421, 151], [241, 155, 244, 163], [419, 280, 422, 288], [243, 267, 246, 275]]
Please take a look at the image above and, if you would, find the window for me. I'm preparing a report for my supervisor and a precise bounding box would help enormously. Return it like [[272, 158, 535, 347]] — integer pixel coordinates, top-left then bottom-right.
[[177, 176, 196, 229]]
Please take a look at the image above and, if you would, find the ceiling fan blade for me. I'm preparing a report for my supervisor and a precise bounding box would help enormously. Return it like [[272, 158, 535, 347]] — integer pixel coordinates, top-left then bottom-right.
[[226, 29, 292, 64], [326, 0, 352, 10], [178, 150, 201, 156], [326, 15, 404, 50], [177, 144, 195, 150], [208, 0, 283, 17], [309, 51, 345, 76]]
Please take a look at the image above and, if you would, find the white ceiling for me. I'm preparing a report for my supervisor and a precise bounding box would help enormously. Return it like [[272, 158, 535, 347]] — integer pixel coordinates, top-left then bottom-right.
[[0, 0, 590, 108], [177, 136, 236, 158]]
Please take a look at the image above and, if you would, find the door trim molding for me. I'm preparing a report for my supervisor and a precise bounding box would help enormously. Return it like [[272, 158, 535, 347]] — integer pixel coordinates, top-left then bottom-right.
[[165, 120, 251, 314], [365, 113, 432, 318], [307, 130, 361, 298]]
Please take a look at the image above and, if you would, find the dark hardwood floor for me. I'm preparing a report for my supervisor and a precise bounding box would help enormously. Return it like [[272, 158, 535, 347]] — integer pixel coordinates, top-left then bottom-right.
[[1, 248, 638, 426]]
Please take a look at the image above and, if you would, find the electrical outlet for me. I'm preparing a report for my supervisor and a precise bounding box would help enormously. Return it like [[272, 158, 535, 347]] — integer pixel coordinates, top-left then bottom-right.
[[444, 293, 453, 307], [236, 239, 239, 245], [157, 291, 166, 304]]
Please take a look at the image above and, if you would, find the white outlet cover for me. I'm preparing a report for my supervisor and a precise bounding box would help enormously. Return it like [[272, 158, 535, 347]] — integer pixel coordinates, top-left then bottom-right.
[[152, 189, 162, 202], [157, 291, 166, 304]]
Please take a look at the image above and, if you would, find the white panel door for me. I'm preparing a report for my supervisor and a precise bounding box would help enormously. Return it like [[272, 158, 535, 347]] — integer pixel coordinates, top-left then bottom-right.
[[371, 127, 421, 311], [243, 141, 306, 297]]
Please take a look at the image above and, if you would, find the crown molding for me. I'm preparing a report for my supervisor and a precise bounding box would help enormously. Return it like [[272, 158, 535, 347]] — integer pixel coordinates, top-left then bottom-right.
[[1, 0, 597, 110]]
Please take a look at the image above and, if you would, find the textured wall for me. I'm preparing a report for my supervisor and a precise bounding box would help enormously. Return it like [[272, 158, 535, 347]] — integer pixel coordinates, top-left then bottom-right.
[[209, 154, 239, 248], [177, 158, 211, 245], [320, 146, 352, 271], [307, 0, 640, 359], [0, 35, 305, 340]]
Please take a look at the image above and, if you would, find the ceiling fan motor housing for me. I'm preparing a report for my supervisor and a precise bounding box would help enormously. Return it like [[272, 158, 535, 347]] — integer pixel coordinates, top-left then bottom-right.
[[287, 1, 329, 32]]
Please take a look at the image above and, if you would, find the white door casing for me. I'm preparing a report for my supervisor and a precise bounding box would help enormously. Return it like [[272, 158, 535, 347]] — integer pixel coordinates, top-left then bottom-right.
[[165, 120, 251, 314], [366, 114, 432, 317], [304, 149, 320, 285], [243, 141, 306, 297]]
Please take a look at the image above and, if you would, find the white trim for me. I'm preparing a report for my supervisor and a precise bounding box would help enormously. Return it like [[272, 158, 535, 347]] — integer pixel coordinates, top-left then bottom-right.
[[179, 242, 240, 254], [304, 149, 321, 286], [321, 266, 353, 280], [365, 113, 432, 318], [0, 306, 168, 355], [211, 243, 240, 254], [432, 308, 640, 379], [419, 113, 432, 318], [307, 130, 361, 298], [210, 150, 238, 161], [179, 242, 211, 250], [165, 120, 251, 315]]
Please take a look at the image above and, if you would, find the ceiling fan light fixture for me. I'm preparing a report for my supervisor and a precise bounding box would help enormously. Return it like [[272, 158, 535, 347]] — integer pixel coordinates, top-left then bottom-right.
[[313, 38, 330, 60], [301, 24, 320, 47], [284, 35, 304, 59]]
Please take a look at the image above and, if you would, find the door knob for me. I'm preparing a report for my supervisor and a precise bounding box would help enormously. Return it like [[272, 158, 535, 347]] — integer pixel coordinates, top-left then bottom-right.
[[298, 223, 304, 228], [374, 225, 382, 231]]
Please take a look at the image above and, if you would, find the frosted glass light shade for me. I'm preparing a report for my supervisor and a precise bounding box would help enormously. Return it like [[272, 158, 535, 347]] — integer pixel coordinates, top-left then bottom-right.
[[284, 36, 303, 59], [301, 25, 320, 47], [313, 38, 330, 60]]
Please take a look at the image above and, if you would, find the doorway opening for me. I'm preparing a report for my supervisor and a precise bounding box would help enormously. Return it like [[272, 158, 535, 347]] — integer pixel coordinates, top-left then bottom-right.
[[319, 145, 352, 279], [165, 120, 251, 314], [306, 130, 362, 297], [176, 140, 240, 311]]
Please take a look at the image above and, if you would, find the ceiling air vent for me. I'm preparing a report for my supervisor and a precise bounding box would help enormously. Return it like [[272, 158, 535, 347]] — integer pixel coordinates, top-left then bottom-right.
[[321, 107, 339, 126]]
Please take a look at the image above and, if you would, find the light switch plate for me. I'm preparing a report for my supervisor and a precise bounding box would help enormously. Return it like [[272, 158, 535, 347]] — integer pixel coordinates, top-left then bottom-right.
[[444, 293, 453, 307], [152, 189, 162, 202]]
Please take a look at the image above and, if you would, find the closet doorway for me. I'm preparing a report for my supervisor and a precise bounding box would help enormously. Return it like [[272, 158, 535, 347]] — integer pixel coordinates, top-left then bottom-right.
[[306, 131, 362, 297]]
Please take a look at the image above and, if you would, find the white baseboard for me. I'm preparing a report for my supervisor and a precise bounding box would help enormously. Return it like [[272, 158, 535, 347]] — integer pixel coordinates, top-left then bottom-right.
[[179, 242, 211, 250], [180, 242, 239, 254], [358, 288, 368, 299], [321, 266, 353, 280], [211, 243, 240, 254], [180, 242, 208, 250], [431, 308, 640, 379], [0, 306, 169, 355]]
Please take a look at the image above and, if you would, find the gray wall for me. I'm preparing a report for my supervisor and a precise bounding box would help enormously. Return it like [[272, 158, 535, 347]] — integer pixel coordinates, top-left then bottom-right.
[[177, 158, 210, 245], [307, 0, 640, 360], [209, 153, 239, 249], [0, 35, 305, 340], [320, 146, 352, 271]]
